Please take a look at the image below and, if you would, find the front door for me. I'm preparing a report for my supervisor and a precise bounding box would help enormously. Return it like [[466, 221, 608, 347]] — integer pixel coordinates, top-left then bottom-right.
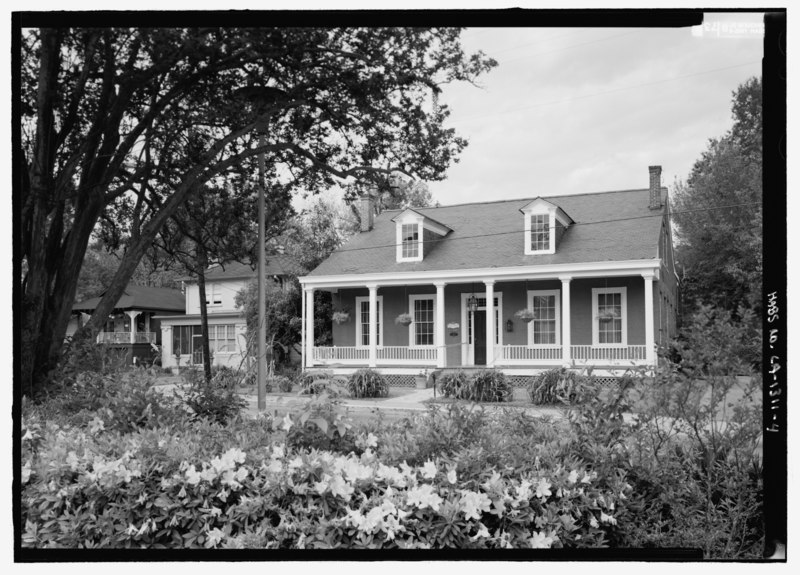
[[473, 310, 487, 365], [192, 334, 204, 364]]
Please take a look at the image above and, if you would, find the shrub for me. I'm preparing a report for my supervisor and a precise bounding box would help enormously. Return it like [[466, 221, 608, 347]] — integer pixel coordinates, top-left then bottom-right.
[[296, 371, 348, 397], [347, 369, 389, 398], [180, 370, 248, 425], [528, 368, 589, 405], [22, 401, 629, 549], [437, 370, 469, 399], [37, 370, 187, 434], [270, 375, 293, 393], [463, 369, 511, 402]]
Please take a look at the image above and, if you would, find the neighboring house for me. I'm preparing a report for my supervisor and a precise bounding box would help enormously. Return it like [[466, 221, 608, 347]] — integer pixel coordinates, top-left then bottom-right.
[[299, 166, 679, 384], [69, 284, 185, 365], [157, 256, 296, 372]]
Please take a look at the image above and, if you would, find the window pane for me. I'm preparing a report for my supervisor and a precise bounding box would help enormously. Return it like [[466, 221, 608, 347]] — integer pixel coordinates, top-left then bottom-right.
[[402, 224, 419, 258], [359, 301, 381, 346], [530, 215, 550, 251], [532, 294, 556, 344], [414, 299, 434, 345]]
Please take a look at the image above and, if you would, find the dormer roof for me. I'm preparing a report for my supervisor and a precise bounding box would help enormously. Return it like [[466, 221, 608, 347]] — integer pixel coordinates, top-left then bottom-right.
[[390, 208, 453, 236], [519, 197, 574, 226]]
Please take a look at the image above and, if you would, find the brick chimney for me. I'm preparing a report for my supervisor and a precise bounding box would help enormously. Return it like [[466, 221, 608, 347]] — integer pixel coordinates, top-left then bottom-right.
[[648, 165, 662, 210], [358, 191, 375, 232]]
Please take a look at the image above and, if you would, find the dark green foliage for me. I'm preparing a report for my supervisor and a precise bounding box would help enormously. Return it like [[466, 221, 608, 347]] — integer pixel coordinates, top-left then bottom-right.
[[463, 369, 512, 402], [180, 369, 248, 425], [672, 77, 762, 316], [270, 375, 293, 393], [437, 369, 511, 402], [39, 370, 188, 434], [284, 393, 357, 454], [347, 369, 389, 398], [437, 370, 469, 398], [296, 371, 348, 397], [528, 368, 590, 405]]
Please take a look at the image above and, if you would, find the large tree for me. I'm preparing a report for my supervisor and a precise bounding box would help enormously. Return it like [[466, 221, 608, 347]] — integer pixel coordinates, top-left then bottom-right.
[[18, 27, 496, 394], [672, 76, 762, 316]]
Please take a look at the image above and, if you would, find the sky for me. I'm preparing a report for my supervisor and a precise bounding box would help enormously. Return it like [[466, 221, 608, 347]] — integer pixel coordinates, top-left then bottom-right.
[[427, 15, 765, 205], [292, 12, 765, 211]]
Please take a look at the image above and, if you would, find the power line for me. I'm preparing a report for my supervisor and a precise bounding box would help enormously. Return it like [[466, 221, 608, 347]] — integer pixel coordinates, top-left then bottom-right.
[[451, 60, 762, 124], [498, 30, 641, 63], [321, 201, 762, 255]]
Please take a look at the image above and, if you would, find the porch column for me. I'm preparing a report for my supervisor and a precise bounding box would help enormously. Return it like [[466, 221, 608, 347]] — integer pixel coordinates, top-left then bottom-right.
[[643, 273, 655, 366], [367, 283, 378, 368], [126, 310, 141, 344], [435, 281, 446, 368], [559, 276, 572, 366], [305, 287, 315, 368], [484, 280, 495, 366], [301, 284, 306, 368]]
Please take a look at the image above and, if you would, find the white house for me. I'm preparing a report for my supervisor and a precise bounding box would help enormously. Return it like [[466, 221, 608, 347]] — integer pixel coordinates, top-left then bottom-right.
[[157, 256, 295, 372], [299, 166, 680, 386]]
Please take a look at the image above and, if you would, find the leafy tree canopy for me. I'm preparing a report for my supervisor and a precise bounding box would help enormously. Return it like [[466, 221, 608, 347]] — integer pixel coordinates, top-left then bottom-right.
[[672, 76, 762, 316], [19, 27, 495, 393]]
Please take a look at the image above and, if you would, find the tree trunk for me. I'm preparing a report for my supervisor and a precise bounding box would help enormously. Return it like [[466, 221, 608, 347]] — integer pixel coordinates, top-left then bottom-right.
[[195, 237, 213, 384]]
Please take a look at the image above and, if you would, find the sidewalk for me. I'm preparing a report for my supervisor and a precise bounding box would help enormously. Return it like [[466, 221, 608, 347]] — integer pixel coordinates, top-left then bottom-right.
[[241, 387, 566, 421]]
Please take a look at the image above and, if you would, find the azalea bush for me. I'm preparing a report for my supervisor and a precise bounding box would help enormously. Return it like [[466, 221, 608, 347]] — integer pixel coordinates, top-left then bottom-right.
[[22, 405, 628, 549], [180, 369, 248, 425], [347, 369, 389, 399]]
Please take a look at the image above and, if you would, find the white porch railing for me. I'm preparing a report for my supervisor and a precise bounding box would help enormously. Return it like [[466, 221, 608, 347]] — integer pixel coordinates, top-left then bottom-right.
[[310, 344, 648, 367], [97, 332, 157, 344], [499, 345, 562, 362], [312, 346, 369, 362], [378, 346, 437, 361], [311, 345, 437, 366], [570, 345, 647, 362]]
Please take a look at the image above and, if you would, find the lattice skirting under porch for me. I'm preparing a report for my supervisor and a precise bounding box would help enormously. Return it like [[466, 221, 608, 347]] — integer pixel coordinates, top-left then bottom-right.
[[383, 374, 416, 388]]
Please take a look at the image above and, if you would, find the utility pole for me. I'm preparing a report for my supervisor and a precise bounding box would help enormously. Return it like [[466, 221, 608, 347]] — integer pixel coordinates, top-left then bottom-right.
[[257, 132, 267, 411]]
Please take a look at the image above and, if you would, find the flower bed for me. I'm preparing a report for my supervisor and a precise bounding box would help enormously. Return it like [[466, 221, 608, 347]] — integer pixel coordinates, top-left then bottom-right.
[[21, 409, 627, 549]]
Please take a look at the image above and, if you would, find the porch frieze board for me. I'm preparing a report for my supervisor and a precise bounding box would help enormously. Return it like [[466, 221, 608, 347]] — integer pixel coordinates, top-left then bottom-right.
[[298, 259, 662, 288]]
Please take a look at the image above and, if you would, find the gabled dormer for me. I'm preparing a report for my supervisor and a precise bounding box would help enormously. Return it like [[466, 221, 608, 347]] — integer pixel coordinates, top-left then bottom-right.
[[391, 208, 452, 263], [520, 198, 574, 255]]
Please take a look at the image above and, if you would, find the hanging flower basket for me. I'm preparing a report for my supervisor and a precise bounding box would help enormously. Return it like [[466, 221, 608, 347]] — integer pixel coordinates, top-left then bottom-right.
[[514, 308, 536, 323], [332, 310, 350, 324], [596, 309, 620, 320], [395, 313, 414, 326]]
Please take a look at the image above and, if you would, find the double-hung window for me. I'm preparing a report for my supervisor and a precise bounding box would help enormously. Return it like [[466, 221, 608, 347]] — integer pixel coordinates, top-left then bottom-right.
[[592, 287, 627, 346], [527, 290, 560, 345], [530, 215, 550, 252], [205, 283, 222, 306], [355, 296, 383, 346], [401, 223, 419, 259], [409, 295, 435, 346]]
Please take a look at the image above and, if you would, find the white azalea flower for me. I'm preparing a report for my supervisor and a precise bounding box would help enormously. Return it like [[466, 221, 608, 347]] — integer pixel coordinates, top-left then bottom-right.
[[528, 531, 554, 549], [420, 460, 437, 479]]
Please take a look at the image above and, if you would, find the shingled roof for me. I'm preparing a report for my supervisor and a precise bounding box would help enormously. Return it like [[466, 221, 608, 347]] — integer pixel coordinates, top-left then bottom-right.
[[308, 188, 666, 276], [72, 285, 185, 313], [191, 255, 299, 282]]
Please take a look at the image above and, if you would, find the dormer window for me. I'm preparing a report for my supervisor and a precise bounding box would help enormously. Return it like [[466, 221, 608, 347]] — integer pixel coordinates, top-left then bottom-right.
[[392, 208, 452, 263], [401, 223, 420, 259], [520, 198, 574, 256], [530, 215, 550, 251]]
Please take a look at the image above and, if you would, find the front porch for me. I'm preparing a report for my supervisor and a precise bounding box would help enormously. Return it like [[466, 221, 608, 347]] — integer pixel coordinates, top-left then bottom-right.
[[310, 343, 648, 368], [300, 263, 662, 374]]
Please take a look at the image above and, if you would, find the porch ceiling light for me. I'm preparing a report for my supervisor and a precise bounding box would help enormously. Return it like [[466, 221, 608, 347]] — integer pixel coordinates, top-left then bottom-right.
[[467, 294, 478, 312]]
